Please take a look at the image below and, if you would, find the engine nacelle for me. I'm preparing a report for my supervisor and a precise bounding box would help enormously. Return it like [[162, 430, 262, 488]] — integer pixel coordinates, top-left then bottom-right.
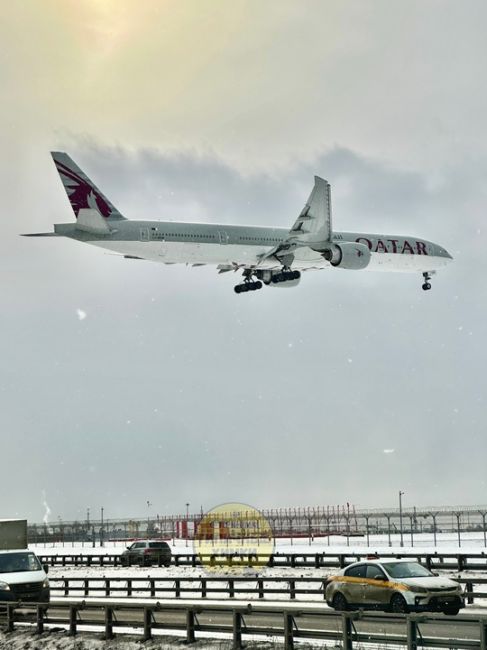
[[322, 242, 371, 270]]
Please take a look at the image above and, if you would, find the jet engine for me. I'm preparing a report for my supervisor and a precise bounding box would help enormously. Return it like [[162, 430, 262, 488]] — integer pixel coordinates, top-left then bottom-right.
[[322, 242, 371, 270]]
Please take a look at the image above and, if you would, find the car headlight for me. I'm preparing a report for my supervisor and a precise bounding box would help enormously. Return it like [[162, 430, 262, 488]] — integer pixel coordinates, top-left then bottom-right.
[[42, 578, 49, 588], [0, 581, 10, 591], [409, 585, 428, 593]]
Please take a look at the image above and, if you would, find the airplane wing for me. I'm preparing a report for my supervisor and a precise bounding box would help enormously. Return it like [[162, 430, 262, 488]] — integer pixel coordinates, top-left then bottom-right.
[[258, 176, 332, 267]]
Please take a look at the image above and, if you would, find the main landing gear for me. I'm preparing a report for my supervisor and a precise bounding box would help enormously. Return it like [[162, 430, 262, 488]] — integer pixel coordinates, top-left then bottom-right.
[[422, 272, 432, 291], [270, 270, 301, 284], [234, 268, 301, 293], [234, 281, 262, 294], [234, 269, 263, 294]]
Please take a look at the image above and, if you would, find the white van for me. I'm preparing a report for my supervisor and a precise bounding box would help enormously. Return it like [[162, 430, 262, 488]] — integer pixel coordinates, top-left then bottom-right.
[[0, 550, 49, 604]]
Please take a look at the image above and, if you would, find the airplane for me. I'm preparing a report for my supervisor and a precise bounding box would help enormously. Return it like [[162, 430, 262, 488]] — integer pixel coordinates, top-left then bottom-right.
[[24, 152, 453, 293]]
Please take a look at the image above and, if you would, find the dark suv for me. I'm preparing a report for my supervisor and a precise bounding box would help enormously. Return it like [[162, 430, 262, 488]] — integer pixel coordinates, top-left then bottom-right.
[[120, 541, 172, 567]]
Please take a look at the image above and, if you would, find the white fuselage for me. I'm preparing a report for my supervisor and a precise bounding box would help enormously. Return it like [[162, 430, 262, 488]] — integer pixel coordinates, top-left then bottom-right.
[[54, 220, 453, 274]]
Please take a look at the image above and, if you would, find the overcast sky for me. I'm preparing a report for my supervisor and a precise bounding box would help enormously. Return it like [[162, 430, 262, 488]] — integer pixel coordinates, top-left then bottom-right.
[[1, 1, 487, 524]]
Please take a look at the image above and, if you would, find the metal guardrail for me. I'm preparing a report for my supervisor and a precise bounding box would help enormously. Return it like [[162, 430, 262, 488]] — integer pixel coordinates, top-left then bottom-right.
[[39, 550, 487, 571], [1, 599, 486, 650], [47, 575, 487, 603]]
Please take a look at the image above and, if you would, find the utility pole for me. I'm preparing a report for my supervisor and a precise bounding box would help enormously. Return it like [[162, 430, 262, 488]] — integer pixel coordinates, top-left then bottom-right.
[[399, 491, 404, 547]]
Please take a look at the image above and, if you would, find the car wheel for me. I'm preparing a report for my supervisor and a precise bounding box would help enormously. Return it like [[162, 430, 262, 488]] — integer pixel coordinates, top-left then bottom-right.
[[332, 592, 348, 611], [443, 605, 460, 616], [390, 593, 409, 614]]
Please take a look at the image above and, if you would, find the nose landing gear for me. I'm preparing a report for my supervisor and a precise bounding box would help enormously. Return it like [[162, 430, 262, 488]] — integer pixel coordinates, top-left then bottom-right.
[[422, 272, 432, 291]]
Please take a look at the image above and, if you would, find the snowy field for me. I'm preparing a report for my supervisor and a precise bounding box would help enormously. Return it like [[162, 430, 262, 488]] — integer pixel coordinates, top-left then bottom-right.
[[30, 531, 487, 556]]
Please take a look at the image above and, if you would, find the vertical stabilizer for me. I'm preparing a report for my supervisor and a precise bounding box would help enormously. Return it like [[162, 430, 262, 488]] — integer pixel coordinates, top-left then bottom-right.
[[51, 152, 125, 221]]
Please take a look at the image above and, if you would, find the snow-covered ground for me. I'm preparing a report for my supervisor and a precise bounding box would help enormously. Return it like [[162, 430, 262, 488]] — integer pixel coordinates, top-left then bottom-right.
[[30, 531, 487, 556], [0, 629, 311, 650]]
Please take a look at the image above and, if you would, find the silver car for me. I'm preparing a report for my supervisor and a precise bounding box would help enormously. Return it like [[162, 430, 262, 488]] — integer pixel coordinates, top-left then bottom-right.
[[326, 559, 464, 615]]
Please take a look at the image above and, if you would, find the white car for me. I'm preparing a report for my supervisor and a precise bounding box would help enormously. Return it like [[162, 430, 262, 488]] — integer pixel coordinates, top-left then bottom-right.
[[326, 559, 464, 615], [0, 550, 50, 605]]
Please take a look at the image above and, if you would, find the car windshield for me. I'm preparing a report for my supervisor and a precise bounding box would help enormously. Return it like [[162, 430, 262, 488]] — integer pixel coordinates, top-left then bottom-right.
[[0, 552, 42, 573], [382, 562, 433, 578]]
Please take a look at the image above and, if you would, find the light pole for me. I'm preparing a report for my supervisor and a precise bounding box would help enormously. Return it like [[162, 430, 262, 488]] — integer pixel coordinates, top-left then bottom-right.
[[100, 507, 104, 547], [185, 503, 190, 547], [147, 500, 152, 539], [399, 491, 404, 547]]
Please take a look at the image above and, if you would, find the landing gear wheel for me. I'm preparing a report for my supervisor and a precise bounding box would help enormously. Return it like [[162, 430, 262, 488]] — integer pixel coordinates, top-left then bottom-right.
[[332, 592, 348, 611], [421, 272, 433, 291], [390, 593, 409, 614]]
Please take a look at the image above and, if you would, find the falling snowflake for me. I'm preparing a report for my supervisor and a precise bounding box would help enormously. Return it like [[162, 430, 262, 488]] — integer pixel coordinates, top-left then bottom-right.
[[76, 309, 87, 321], [383, 449, 395, 454]]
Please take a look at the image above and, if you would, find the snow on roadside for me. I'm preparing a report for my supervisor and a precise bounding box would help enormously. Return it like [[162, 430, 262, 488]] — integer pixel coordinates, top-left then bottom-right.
[[30, 531, 487, 557]]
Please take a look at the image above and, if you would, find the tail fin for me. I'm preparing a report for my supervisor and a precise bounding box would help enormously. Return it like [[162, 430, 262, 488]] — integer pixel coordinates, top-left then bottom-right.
[[51, 152, 125, 221]]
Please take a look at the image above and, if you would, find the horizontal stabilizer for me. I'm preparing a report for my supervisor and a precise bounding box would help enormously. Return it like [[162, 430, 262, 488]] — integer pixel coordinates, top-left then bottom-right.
[[21, 232, 58, 237], [76, 208, 112, 235]]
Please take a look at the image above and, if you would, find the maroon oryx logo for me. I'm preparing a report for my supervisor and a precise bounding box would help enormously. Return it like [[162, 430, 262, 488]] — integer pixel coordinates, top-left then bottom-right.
[[55, 160, 112, 219]]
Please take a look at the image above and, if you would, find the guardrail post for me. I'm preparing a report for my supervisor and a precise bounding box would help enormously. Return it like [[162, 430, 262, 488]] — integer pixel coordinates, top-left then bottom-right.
[[186, 610, 196, 643], [174, 555, 180, 567], [143, 607, 152, 641], [105, 579, 110, 597], [268, 554, 274, 568], [6, 604, 14, 632], [150, 579, 156, 598], [36, 605, 44, 634], [192, 554, 197, 567], [315, 553, 321, 568], [407, 617, 417, 650], [341, 613, 353, 650], [229, 579, 235, 598], [100, 556, 105, 567], [289, 580, 296, 599], [466, 581, 474, 604], [84, 579, 89, 597], [339, 555, 346, 568], [290, 555, 296, 568], [201, 578, 207, 598], [104, 605, 114, 640], [457, 555, 465, 572], [480, 618, 487, 650], [69, 604, 77, 636], [425, 556, 432, 571], [64, 578, 69, 596], [258, 578, 264, 599], [127, 579, 132, 596], [233, 611, 243, 649], [175, 579, 181, 598], [284, 612, 294, 650]]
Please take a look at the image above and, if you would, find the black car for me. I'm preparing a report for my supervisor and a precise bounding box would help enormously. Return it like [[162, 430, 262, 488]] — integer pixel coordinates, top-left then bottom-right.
[[120, 541, 172, 567]]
